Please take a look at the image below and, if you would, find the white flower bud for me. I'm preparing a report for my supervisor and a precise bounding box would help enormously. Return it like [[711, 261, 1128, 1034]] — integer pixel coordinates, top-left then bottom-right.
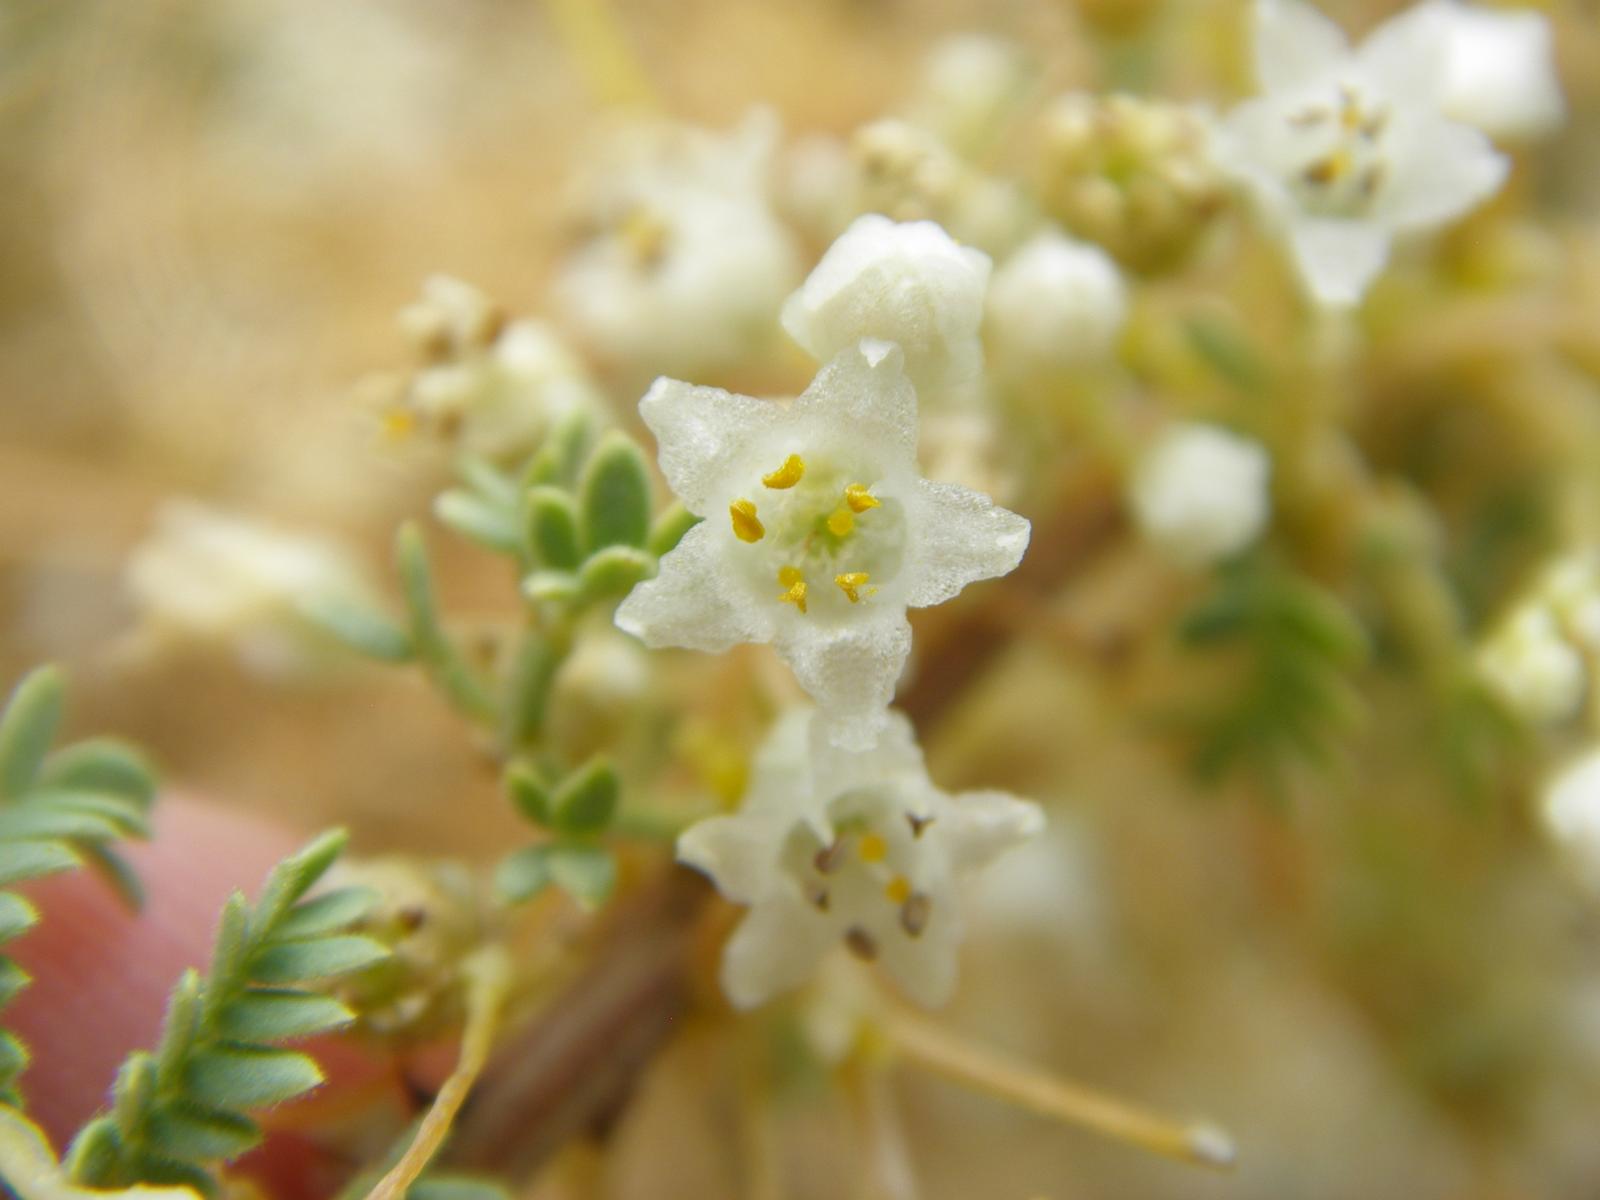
[[985, 230, 1127, 370], [1130, 423, 1271, 567], [781, 214, 991, 403]]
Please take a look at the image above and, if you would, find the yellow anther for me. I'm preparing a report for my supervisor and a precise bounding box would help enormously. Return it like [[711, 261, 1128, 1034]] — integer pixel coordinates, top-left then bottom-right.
[[844, 484, 881, 513], [380, 407, 416, 442], [885, 875, 912, 905], [762, 454, 806, 489], [1303, 147, 1352, 187], [835, 572, 870, 603], [858, 832, 888, 863], [827, 507, 855, 538], [730, 499, 765, 543], [620, 207, 669, 268], [778, 566, 808, 614]]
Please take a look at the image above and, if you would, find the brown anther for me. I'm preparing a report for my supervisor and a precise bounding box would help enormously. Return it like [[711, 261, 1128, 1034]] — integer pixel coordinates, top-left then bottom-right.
[[906, 812, 935, 838], [844, 926, 879, 961], [397, 905, 429, 932], [900, 893, 932, 938], [806, 883, 831, 912], [813, 841, 846, 874]]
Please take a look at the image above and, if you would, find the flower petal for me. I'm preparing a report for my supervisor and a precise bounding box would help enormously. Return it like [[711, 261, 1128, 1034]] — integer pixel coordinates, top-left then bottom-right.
[[614, 521, 774, 652], [876, 903, 961, 1007], [1253, 0, 1348, 94], [792, 340, 920, 470], [779, 614, 914, 751], [905, 480, 1031, 608], [941, 790, 1047, 874], [637, 375, 789, 515], [1354, 0, 1448, 109], [677, 812, 785, 905], [1375, 115, 1507, 234], [1286, 217, 1392, 308], [721, 894, 835, 1009]]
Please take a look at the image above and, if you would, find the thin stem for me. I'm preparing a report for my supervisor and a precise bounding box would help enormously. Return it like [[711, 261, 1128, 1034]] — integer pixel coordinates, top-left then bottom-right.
[[879, 1009, 1235, 1172], [542, 0, 658, 110], [363, 947, 512, 1200]]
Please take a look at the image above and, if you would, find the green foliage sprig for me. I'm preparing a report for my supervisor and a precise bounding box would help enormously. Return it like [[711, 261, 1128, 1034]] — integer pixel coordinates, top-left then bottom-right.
[[1172, 557, 1369, 793], [304, 410, 697, 914], [65, 830, 388, 1197], [0, 666, 155, 1107]]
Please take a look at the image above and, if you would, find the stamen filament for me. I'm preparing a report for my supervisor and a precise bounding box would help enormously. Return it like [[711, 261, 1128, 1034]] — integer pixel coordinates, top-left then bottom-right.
[[880, 1009, 1236, 1172]]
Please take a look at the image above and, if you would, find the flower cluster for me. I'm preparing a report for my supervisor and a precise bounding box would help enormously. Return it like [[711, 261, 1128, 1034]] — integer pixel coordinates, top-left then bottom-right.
[[616, 215, 1043, 1005], [1477, 552, 1600, 726]]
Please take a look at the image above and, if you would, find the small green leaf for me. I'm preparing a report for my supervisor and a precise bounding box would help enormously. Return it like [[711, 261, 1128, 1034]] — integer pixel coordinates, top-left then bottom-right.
[[207, 895, 252, 995], [249, 935, 388, 984], [79, 842, 146, 910], [145, 1102, 261, 1162], [0, 891, 39, 944], [273, 886, 379, 941], [0, 665, 65, 800], [63, 1117, 124, 1186], [1185, 314, 1269, 394], [0, 958, 31, 1008], [153, 971, 204, 1080], [32, 788, 151, 837], [409, 1176, 512, 1200], [0, 839, 80, 886], [550, 758, 619, 835], [647, 503, 700, 558], [523, 570, 582, 605], [218, 989, 356, 1042], [42, 738, 156, 808], [525, 412, 592, 487], [0, 1029, 29, 1081], [457, 456, 520, 509], [435, 489, 523, 556], [0, 804, 123, 843], [579, 546, 654, 599], [396, 526, 497, 721], [525, 487, 584, 571], [253, 830, 350, 932], [300, 596, 415, 663], [505, 763, 551, 827], [110, 1052, 158, 1132], [494, 846, 552, 905], [547, 844, 617, 909], [182, 1044, 324, 1109], [579, 432, 652, 552]]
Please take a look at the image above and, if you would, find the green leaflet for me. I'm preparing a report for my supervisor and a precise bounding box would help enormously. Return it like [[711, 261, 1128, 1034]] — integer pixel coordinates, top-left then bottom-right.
[[0, 666, 153, 1109], [65, 829, 388, 1198]]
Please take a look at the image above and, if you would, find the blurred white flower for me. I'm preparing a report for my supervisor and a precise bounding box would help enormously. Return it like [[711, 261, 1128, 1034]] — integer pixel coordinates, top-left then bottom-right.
[[1477, 606, 1588, 726], [126, 500, 370, 674], [678, 707, 1044, 1008], [1543, 749, 1600, 888], [396, 275, 601, 461], [555, 110, 801, 377], [781, 214, 992, 404], [985, 229, 1127, 370], [1130, 423, 1271, 567], [1541, 551, 1600, 653], [906, 35, 1034, 158], [1424, 0, 1563, 140], [1213, 0, 1507, 307], [614, 340, 1030, 750]]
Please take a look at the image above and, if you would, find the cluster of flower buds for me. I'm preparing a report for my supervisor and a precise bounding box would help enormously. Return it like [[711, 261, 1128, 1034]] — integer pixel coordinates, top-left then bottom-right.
[[615, 214, 1044, 1007]]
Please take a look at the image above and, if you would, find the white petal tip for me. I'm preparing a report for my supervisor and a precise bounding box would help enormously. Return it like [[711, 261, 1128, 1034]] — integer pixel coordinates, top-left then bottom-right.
[[1188, 1123, 1238, 1169]]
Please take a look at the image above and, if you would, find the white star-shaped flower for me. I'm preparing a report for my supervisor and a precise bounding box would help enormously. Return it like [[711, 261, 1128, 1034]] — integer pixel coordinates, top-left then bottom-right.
[[781, 214, 992, 404], [614, 338, 1030, 749], [678, 707, 1045, 1008], [1544, 749, 1600, 890], [1213, 0, 1508, 307]]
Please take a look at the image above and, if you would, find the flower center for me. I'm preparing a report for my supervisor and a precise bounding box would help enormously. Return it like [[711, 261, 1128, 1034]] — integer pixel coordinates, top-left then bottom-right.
[[726, 453, 907, 618], [781, 791, 936, 958], [1283, 83, 1392, 219]]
